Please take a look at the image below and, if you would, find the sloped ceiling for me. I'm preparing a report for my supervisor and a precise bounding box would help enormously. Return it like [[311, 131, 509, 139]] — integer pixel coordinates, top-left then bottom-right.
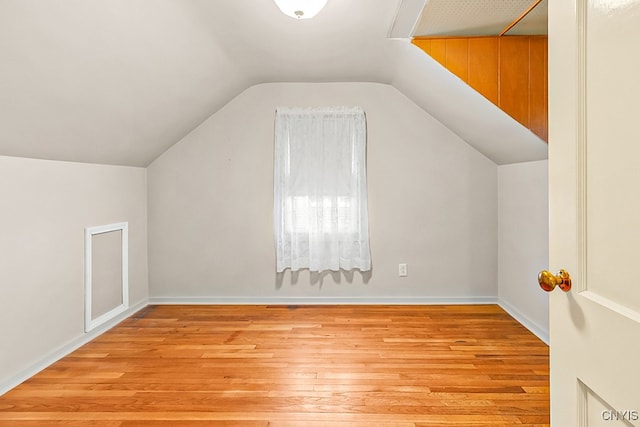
[[414, 0, 548, 36], [0, 0, 547, 166]]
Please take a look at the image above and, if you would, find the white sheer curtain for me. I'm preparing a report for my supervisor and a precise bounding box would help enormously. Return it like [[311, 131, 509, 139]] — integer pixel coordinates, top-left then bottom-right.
[[274, 106, 371, 273]]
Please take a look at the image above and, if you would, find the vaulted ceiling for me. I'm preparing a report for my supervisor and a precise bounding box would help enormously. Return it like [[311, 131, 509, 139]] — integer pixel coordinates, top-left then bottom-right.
[[0, 0, 547, 167], [414, 0, 547, 36]]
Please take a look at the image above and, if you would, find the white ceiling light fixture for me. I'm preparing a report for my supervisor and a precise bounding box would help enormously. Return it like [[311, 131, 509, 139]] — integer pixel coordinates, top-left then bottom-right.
[[273, 0, 328, 19]]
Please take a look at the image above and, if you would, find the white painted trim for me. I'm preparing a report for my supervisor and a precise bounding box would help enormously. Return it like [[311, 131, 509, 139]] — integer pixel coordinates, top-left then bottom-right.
[[149, 296, 499, 305], [0, 300, 147, 397], [387, 0, 428, 39], [577, 379, 589, 427], [580, 291, 640, 324], [498, 298, 549, 345], [84, 222, 129, 332], [576, 0, 588, 293]]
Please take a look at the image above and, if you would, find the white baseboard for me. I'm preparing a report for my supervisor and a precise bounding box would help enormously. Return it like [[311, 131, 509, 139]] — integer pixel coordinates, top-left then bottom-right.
[[498, 298, 549, 345], [148, 296, 499, 305], [0, 299, 148, 397]]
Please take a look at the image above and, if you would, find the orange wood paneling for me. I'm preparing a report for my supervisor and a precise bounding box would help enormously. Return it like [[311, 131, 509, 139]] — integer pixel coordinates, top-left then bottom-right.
[[430, 39, 447, 66], [412, 38, 431, 56], [529, 37, 548, 141], [445, 38, 469, 82], [499, 36, 531, 129], [412, 35, 548, 143], [468, 37, 499, 105]]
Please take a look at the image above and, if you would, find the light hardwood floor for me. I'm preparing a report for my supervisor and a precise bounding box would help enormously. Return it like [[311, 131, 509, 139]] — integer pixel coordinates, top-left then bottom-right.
[[0, 305, 549, 426]]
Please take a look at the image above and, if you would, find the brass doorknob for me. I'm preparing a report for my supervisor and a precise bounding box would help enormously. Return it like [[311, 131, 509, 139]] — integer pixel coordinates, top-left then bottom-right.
[[538, 269, 572, 292]]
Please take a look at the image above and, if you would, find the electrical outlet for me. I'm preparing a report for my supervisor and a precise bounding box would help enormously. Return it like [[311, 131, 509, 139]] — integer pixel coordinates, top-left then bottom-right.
[[399, 263, 408, 277]]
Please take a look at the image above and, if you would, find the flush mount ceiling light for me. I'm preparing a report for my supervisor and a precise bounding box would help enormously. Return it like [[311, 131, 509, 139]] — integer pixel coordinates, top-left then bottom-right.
[[273, 0, 328, 19]]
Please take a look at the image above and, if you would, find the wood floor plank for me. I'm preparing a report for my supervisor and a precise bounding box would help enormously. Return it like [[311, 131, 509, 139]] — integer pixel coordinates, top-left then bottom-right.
[[0, 305, 549, 426]]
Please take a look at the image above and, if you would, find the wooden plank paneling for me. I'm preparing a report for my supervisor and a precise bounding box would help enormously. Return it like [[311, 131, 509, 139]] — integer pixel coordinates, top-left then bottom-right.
[[468, 37, 499, 105], [499, 36, 531, 128], [0, 305, 550, 426], [412, 35, 549, 143], [429, 39, 447, 66], [412, 39, 431, 56], [445, 38, 469, 82], [529, 36, 548, 141]]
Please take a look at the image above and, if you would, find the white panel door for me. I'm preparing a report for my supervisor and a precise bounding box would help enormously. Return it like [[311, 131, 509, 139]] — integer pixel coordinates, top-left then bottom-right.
[[548, 0, 640, 425]]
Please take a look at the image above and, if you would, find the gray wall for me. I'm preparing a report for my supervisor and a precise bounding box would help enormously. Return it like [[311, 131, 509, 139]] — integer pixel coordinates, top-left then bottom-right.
[[148, 82, 498, 301], [0, 83, 551, 395], [498, 160, 549, 341], [0, 156, 147, 388]]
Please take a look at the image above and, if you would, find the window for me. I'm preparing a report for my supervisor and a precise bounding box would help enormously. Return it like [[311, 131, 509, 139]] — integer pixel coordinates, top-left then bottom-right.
[[274, 106, 371, 273]]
